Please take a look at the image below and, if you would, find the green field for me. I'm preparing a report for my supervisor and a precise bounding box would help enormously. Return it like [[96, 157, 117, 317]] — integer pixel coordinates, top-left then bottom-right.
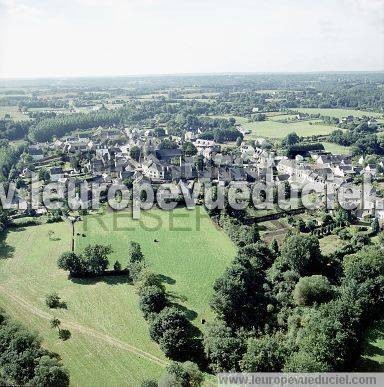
[[321, 141, 351, 155], [234, 116, 337, 139], [0, 105, 29, 121], [295, 108, 384, 119], [0, 207, 235, 386]]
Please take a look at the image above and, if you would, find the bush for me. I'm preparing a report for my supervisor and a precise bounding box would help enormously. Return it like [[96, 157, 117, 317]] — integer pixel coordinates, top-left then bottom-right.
[[159, 361, 204, 387], [58, 329, 71, 341], [141, 380, 158, 387], [293, 275, 334, 306], [45, 292, 66, 309]]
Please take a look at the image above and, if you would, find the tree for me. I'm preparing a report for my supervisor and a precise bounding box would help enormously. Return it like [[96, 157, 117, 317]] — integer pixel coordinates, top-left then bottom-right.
[[282, 132, 299, 147], [210, 260, 269, 329], [159, 361, 204, 387], [81, 244, 112, 275], [293, 275, 334, 306], [130, 146, 141, 161], [129, 241, 144, 263], [158, 328, 191, 359], [371, 217, 380, 235], [280, 234, 322, 276], [138, 270, 165, 293], [141, 380, 158, 387], [154, 128, 166, 137], [182, 142, 197, 157], [58, 329, 71, 341], [342, 247, 384, 318], [45, 292, 66, 309], [50, 318, 61, 330], [139, 285, 167, 318], [285, 298, 362, 371], [321, 213, 334, 226], [57, 252, 85, 276], [113, 260, 122, 271], [270, 239, 279, 257], [149, 307, 193, 359], [150, 307, 191, 342], [31, 355, 70, 387], [203, 320, 244, 373], [241, 333, 290, 372]]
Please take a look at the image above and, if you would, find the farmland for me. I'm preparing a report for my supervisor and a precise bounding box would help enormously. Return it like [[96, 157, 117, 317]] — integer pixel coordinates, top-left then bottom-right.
[[295, 108, 384, 119], [321, 141, 351, 155], [0, 105, 29, 121], [233, 115, 337, 139], [0, 207, 235, 386]]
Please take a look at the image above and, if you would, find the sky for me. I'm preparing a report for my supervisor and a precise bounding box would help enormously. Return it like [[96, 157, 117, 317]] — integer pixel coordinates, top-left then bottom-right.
[[0, 0, 383, 78]]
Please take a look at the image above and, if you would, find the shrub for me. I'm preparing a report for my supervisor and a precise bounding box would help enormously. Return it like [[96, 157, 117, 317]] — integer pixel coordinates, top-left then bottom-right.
[[45, 292, 66, 309], [293, 275, 334, 306]]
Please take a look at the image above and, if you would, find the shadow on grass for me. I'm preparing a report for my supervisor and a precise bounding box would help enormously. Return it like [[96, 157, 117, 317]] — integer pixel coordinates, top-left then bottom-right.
[[157, 274, 176, 285], [70, 274, 131, 286], [0, 229, 16, 259], [168, 302, 198, 322], [358, 320, 384, 371]]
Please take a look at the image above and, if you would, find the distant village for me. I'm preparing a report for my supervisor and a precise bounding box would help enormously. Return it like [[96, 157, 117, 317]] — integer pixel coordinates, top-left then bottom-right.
[[11, 116, 384, 223]]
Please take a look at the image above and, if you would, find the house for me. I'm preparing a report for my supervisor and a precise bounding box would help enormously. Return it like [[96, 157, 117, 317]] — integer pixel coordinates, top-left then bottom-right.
[[194, 139, 216, 148], [88, 159, 104, 174], [96, 148, 111, 160], [238, 126, 251, 136], [65, 139, 90, 153], [114, 155, 127, 172], [340, 115, 354, 123], [155, 149, 182, 164], [254, 138, 269, 147], [184, 131, 197, 141], [29, 146, 44, 161], [142, 159, 172, 181], [49, 167, 63, 182], [296, 113, 307, 120], [364, 164, 377, 176]]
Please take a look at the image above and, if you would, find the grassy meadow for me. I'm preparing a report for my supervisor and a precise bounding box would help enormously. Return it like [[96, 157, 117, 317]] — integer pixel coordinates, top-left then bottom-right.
[[0, 207, 235, 386], [321, 141, 351, 155], [0, 105, 29, 121], [234, 116, 337, 139], [295, 108, 384, 119]]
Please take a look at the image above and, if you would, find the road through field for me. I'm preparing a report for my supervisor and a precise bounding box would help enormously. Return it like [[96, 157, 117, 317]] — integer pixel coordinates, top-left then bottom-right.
[[0, 284, 168, 368]]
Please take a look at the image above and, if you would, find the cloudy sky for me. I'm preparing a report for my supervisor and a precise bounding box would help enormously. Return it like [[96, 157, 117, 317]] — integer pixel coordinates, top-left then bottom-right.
[[0, 0, 383, 78]]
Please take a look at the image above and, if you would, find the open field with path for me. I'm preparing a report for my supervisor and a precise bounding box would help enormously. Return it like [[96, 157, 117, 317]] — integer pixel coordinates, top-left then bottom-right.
[[0, 207, 235, 386]]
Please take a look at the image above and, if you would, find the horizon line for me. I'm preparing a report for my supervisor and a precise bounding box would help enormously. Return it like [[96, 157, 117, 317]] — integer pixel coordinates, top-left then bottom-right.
[[1, 69, 384, 82]]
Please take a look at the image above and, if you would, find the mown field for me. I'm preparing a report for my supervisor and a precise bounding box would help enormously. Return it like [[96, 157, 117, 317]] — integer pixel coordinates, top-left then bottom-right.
[[75, 207, 236, 327], [321, 141, 351, 155], [234, 116, 337, 139], [295, 108, 384, 119], [0, 207, 235, 386]]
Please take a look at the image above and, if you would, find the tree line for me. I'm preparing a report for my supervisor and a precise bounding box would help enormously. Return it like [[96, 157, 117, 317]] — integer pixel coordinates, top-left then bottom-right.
[[0, 309, 69, 386]]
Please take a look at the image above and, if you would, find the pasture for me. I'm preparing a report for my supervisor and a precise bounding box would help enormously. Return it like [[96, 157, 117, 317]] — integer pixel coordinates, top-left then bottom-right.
[[321, 142, 351, 155], [0, 105, 29, 121], [0, 207, 235, 386], [295, 108, 384, 119], [234, 116, 337, 139]]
